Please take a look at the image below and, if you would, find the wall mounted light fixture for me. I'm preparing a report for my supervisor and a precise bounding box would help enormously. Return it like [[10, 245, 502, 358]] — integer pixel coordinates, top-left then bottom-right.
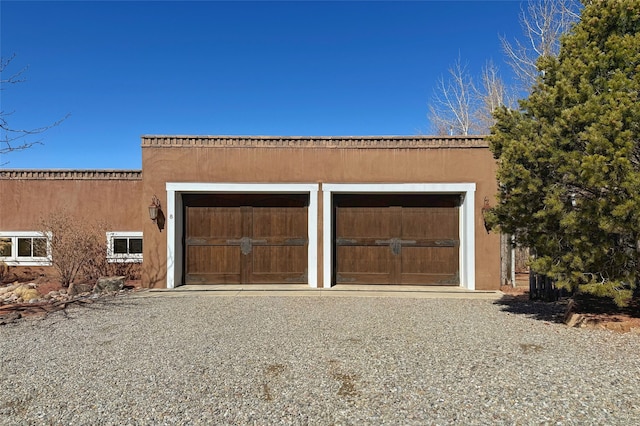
[[148, 195, 161, 222]]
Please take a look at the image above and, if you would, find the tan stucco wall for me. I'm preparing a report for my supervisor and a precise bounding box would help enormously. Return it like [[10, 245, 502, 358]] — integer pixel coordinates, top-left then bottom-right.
[[0, 177, 142, 231], [141, 138, 501, 290], [0, 173, 143, 279]]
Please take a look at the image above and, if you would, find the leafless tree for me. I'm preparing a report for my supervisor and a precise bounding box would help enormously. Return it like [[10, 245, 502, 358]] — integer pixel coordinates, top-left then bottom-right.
[[429, 58, 510, 136], [0, 55, 68, 160], [474, 60, 512, 133], [500, 0, 581, 91], [428, 57, 478, 136], [428, 0, 579, 136]]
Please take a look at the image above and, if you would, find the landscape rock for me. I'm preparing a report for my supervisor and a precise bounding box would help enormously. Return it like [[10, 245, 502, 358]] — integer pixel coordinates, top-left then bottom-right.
[[0, 282, 19, 295], [1, 283, 40, 303], [68, 282, 93, 297], [93, 276, 125, 294], [565, 312, 586, 328]]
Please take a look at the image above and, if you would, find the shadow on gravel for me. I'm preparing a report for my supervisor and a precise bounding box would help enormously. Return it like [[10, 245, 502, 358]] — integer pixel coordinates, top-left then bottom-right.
[[62, 296, 143, 317], [494, 294, 568, 323], [1, 295, 143, 326]]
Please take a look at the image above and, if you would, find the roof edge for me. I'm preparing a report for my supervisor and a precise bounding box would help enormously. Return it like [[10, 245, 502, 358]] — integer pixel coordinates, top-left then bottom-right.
[[140, 135, 489, 149], [0, 169, 142, 180]]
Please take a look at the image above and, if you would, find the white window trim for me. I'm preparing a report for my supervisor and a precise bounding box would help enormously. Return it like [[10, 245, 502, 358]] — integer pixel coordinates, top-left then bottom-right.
[[107, 232, 143, 263], [0, 231, 52, 266]]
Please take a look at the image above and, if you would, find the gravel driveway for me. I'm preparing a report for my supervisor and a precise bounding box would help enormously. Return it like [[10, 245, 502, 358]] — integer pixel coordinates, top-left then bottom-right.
[[1, 292, 639, 425]]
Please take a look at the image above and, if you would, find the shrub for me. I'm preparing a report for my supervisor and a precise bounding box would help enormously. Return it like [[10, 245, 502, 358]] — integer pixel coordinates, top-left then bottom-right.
[[40, 211, 106, 287]]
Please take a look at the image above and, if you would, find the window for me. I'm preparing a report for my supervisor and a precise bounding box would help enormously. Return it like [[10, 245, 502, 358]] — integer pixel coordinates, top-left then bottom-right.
[[107, 232, 143, 263], [0, 232, 51, 266]]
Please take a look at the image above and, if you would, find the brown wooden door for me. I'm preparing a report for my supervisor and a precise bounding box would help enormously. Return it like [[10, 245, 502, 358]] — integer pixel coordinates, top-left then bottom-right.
[[335, 196, 459, 285], [335, 206, 397, 284], [399, 207, 459, 284], [185, 201, 308, 284], [250, 206, 308, 283], [186, 206, 244, 284]]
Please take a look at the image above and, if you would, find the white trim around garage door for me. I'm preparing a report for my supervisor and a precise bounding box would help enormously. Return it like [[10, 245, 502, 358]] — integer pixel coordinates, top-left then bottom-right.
[[322, 183, 476, 290], [165, 183, 319, 289]]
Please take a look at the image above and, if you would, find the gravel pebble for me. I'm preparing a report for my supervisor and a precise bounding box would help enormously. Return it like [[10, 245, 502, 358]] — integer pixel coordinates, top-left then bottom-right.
[[1, 293, 639, 425]]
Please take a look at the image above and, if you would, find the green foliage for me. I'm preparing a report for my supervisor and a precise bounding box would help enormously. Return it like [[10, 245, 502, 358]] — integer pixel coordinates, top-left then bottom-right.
[[488, 0, 640, 306]]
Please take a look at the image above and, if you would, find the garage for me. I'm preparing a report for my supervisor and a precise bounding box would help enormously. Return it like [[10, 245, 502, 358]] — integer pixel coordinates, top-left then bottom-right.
[[334, 194, 460, 285], [184, 193, 309, 284]]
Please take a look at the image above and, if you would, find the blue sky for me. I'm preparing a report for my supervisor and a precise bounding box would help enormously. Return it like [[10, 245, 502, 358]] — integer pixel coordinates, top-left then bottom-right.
[[1, 1, 524, 169]]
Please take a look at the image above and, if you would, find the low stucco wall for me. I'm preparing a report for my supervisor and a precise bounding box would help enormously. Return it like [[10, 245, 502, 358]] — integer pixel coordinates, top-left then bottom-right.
[[0, 170, 143, 280]]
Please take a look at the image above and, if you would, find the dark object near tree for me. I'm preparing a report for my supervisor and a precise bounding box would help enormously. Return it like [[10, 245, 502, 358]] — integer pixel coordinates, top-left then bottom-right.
[[529, 272, 557, 302], [529, 271, 572, 302]]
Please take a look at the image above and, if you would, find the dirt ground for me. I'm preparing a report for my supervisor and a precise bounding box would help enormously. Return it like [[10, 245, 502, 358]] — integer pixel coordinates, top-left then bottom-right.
[[501, 283, 640, 333]]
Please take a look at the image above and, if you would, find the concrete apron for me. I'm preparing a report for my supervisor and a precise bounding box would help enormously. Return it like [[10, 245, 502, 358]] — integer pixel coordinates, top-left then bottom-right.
[[147, 284, 503, 300]]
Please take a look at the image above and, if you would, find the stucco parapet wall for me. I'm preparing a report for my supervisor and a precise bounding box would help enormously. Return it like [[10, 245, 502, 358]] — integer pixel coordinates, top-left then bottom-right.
[[141, 135, 489, 149], [0, 170, 142, 180]]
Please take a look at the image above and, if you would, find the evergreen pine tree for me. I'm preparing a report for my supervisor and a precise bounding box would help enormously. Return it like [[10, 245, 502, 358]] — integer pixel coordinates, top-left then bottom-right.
[[488, 0, 640, 306]]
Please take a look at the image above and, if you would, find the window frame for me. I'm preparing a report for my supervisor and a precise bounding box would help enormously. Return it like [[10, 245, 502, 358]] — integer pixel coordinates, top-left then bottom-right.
[[106, 232, 143, 263], [0, 231, 52, 266]]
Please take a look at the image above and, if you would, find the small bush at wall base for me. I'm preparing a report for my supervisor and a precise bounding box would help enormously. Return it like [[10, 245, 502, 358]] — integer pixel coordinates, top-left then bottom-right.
[[39, 211, 109, 287]]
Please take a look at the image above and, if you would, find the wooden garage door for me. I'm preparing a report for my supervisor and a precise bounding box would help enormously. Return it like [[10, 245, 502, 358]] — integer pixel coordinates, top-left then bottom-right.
[[185, 194, 308, 284], [335, 194, 459, 285]]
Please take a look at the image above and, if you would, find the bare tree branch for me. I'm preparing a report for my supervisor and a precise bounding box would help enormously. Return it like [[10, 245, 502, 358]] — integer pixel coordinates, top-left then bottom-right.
[[500, 0, 581, 92], [429, 58, 510, 135], [0, 54, 28, 87], [0, 113, 69, 156], [474, 60, 512, 133], [0, 55, 68, 161], [428, 57, 478, 136]]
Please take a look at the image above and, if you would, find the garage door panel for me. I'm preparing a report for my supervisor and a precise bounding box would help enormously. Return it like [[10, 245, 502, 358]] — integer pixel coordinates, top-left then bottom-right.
[[252, 207, 307, 239], [186, 246, 240, 273], [185, 246, 241, 284], [252, 246, 307, 274], [185, 197, 308, 285], [335, 196, 460, 286], [336, 207, 394, 238], [337, 246, 392, 273], [402, 207, 458, 240], [338, 248, 392, 274], [187, 207, 243, 238], [401, 247, 458, 273]]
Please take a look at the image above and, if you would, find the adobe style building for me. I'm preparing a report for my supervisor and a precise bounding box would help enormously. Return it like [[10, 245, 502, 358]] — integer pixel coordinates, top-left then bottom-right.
[[0, 135, 500, 290]]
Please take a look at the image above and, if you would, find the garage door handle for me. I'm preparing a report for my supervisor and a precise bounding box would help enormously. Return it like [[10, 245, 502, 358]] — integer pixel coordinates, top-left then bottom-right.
[[226, 237, 267, 255], [374, 239, 417, 255], [375, 238, 402, 255]]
